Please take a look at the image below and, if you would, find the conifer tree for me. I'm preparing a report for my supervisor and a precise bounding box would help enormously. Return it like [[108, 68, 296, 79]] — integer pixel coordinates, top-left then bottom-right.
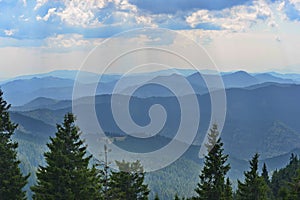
[[107, 160, 149, 200], [0, 90, 29, 199], [262, 163, 270, 185], [154, 193, 160, 200], [194, 124, 232, 200], [236, 153, 269, 200], [223, 178, 233, 200], [31, 113, 102, 200]]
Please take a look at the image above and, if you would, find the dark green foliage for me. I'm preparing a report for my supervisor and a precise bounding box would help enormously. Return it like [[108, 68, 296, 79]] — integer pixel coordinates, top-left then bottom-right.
[[261, 163, 274, 199], [31, 113, 102, 200], [236, 153, 269, 200], [146, 157, 200, 199], [0, 90, 29, 200], [262, 163, 270, 185], [154, 193, 160, 200], [98, 144, 111, 200], [194, 124, 232, 200], [269, 154, 300, 200], [224, 178, 233, 200], [286, 169, 300, 199], [107, 160, 149, 200], [270, 154, 300, 198]]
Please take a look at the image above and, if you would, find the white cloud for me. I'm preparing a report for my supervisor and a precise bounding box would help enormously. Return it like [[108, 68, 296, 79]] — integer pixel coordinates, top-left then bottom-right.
[[33, 0, 155, 27], [186, 0, 276, 32], [111, 0, 155, 26], [44, 34, 104, 49], [290, 0, 300, 9], [34, 0, 48, 11], [36, 7, 57, 21], [113, 0, 137, 12], [4, 29, 17, 36], [53, 0, 111, 27]]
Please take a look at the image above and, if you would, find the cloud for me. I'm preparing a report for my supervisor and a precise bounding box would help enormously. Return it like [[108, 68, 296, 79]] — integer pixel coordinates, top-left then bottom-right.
[[186, 0, 276, 32], [4, 29, 17, 36], [0, 0, 298, 45], [33, 0, 155, 29], [54, 0, 109, 27], [36, 7, 57, 21], [34, 0, 49, 11], [44, 34, 104, 49]]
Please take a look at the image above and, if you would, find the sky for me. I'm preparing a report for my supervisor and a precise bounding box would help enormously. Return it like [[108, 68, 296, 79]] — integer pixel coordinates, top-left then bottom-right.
[[1, 0, 300, 78]]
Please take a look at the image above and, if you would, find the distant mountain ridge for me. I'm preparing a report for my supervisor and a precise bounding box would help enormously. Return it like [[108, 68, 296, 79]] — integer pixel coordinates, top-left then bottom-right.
[[2, 69, 300, 106], [12, 83, 300, 159]]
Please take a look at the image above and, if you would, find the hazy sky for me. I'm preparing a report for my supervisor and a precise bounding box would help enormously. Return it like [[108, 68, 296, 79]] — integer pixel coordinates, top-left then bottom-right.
[[1, 0, 300, 78]]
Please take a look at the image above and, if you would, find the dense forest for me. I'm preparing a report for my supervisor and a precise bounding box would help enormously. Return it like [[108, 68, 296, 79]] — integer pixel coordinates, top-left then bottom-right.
[[1, 89, 300, 200]]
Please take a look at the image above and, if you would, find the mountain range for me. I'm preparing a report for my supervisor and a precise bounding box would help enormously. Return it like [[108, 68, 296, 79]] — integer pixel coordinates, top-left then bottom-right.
[[2, 69, 300, 199], [1, 69, 300, 106]]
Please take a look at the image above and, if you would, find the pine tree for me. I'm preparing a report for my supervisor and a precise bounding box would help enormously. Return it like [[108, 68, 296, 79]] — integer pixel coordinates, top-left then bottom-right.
[[0, 89, 29, 199], [99, 144, 111, 200], [194, 124, 232, 200], [236, 153, 269, 200], [223, 178, 233, 200], [261, 163, 274, 199], [262, 163, 270, 185], [31, 113, 102, 200], [154, 193, 160, 200], [174, 194, 180, 200], [107, 160, 149, 200]]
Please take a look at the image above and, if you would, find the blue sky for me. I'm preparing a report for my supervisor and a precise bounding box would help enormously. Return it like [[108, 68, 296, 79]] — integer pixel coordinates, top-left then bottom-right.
[[1, 0, 300, 78]]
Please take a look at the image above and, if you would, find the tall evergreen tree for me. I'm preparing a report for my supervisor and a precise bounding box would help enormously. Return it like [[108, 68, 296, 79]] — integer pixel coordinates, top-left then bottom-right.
[[223, 178, 233, 200], [236, 153, 269, 200], [107, 160, 149, 200], [261, 163, 274, 199], [31, 113, 102, 200], [261, 163, 270, 185], [194, 124, 232, 200], [0, 89, 28, 199], [99, 144, 111, 200]]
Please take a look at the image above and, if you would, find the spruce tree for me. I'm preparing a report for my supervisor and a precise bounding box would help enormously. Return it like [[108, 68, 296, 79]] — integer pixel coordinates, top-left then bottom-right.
[[107, 160, 149, 200], [261, 163, 270, 185], [194, 124, 232, 200], [154, 193, 160, 200], [31, 113, 102, 200], [236, 153, 269, 200], [223, 178, 233, 200], [0, 89, 28, 199]]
